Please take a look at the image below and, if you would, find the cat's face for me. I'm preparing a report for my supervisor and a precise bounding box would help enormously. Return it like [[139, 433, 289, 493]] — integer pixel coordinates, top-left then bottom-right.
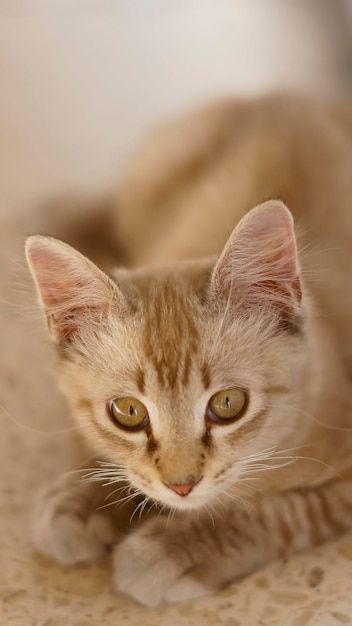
[[26, 201, 305, 511]]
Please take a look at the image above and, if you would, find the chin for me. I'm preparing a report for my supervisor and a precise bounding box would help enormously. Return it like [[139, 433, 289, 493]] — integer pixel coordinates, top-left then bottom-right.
[[154, 492, 212, 512]]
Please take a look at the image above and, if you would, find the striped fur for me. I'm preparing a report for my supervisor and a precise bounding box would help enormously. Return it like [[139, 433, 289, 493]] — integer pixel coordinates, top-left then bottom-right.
[[26, 94, 352, 606]]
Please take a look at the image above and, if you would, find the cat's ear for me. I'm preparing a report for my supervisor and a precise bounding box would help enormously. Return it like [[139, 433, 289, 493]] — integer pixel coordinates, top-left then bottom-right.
[[25, 235, 126, 343], [210, 200, 302, 330]]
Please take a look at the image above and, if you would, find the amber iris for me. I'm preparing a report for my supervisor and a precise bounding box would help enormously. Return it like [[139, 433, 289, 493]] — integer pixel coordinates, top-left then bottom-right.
[[109, 397, 149, 429], [207, 388, 247, 422]]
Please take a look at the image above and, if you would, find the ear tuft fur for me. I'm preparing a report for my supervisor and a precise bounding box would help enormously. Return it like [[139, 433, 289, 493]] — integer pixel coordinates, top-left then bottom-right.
[[25, 235, 124, 342], [210, 200, 302, 329]]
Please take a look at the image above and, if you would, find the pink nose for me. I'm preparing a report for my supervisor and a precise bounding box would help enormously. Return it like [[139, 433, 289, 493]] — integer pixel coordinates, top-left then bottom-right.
[[168, 482, 195, 497]]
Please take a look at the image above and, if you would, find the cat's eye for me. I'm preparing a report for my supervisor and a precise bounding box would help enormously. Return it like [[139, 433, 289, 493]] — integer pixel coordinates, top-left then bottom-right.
[[108, 397, 149, 430], [207, 388, 247, 423]]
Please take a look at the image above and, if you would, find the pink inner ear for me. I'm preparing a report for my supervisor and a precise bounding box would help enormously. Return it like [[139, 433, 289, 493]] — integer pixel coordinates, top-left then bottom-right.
[[236, 201, 298, 277], [26, 236, 114, 341], [27, 242, 94, 306], [212, 201, 302, 316]]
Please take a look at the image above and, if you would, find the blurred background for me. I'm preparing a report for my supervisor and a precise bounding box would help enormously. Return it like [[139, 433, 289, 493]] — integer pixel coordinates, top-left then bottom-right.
[[1, 0, 352, 215]]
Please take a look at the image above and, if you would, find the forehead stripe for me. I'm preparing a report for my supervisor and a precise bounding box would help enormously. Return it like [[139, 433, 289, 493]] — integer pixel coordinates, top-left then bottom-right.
[[142, 282, 200, 389]]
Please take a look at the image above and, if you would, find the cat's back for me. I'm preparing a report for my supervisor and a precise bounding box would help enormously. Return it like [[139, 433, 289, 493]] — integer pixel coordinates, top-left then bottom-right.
[[115, 94, 352, 267], [113, 94, 352, 374]]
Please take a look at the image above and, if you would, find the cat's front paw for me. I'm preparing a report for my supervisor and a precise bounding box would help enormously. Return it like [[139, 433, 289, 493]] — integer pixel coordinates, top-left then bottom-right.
[[33, 481, 119, 566], [113, 517, 209, 606]]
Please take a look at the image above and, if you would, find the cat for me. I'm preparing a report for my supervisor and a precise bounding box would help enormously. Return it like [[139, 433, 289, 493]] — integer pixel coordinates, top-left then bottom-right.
[[25, 94, 352, 606]]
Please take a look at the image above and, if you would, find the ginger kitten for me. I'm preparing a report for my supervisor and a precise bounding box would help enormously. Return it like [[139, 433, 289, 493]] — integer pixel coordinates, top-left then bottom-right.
[[26, 94, 352, 606]]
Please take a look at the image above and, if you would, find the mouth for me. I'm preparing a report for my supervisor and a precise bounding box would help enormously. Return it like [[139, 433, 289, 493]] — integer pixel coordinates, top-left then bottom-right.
[[128, 471, 211, 511], [155, 479, 213, 511], [156, 492, 212, 511]]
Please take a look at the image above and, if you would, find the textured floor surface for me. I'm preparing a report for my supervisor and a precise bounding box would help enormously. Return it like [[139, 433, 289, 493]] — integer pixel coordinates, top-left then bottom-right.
[[2, 1, 352, 625], [2, 218, 352, 624]]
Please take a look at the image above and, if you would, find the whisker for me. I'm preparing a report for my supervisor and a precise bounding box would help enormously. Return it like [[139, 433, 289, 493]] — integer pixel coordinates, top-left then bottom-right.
[[277, 403, 352, 433], [223, 487, 253, 509], [211, 494, 228, 511], [208, 502, 224, 522], [243, 457, 297, 467], [204, 505, 215, 527], [81, 462, 127, 485], [0, 401, 85, 435], [147, 499, 159, 516], [235, 442, 342, 486], [96, 498, 125, 511], [237, 446, 277, 465], [130, 496, 149, 523], [158, 503, 168, 518], [97, 488, 143, 511], [97, 461, 127, 468], [139, 496, 151, 519], [166, 506, 177, 528], [51, 456, 103, 480], [104, 484, 129, 502], [81, 473, 127, 485]]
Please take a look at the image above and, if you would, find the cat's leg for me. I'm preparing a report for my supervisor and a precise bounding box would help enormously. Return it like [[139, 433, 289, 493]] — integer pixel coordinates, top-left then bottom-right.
[[113, 480, 352, 606], [33, 461, 138, 566]]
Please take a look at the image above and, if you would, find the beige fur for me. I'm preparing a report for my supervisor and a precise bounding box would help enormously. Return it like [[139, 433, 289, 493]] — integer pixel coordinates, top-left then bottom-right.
[[26, 94, 352, 606]]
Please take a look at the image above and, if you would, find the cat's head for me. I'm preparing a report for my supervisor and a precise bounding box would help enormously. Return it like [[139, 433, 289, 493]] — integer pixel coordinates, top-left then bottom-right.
[[26, 200, 306, 511]]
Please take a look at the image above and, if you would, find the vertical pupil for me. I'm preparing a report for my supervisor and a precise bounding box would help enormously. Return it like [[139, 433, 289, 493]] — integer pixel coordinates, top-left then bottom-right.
[[129, 405, 134, 416], [225, 396, 231, 409]]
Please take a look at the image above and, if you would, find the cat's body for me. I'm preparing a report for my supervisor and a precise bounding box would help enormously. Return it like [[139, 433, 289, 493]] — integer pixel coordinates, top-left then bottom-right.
[[26, 94, 352, 606]]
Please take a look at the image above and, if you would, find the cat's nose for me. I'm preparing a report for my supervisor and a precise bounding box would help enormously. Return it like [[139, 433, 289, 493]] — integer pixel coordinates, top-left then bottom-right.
[[168, 482, 195, 497]]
